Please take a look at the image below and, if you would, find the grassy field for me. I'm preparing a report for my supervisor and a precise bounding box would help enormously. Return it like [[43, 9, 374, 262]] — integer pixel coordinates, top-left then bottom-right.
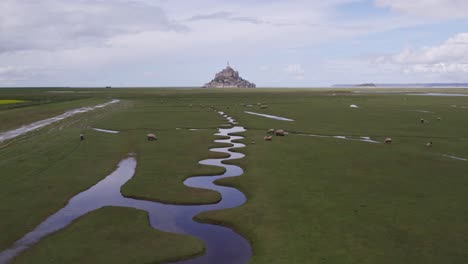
[[12, 207, 204, 264], [0, 97, 110, 132], [1, 88, 468, 263], [0, 100, 26, 105], [0, 93, 227, 262]]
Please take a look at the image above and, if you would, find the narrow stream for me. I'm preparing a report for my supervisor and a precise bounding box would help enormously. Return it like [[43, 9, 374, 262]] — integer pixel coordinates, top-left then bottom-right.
[[91, 128, 120, 134], [294, 133, 381, 144], [0, 115, 251, 264], [443, 155, 468, 161], [244, 111, 294, 121], [0, 100, 120, 142]]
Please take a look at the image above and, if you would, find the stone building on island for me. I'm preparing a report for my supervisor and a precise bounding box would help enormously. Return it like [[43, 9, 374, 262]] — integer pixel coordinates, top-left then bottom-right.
[[204, 63, 256, 88]]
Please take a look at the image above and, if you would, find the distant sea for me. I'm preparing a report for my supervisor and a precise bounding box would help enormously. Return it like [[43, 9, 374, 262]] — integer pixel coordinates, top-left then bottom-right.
[[333, 83, 468, 88]]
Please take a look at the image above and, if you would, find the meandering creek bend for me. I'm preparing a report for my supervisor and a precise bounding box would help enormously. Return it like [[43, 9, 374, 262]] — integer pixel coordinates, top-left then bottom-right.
[[0, 113, 251, 264]]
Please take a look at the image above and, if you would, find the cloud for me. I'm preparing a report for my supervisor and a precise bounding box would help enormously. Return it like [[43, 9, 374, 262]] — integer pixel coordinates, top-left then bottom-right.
[[186, 11, 285, 25], [375, 0, 468, 19], [284, 64, 305, 80], [375, 33, 468, 78], [1, 0, 467, 86], [0, 66, 51, 84], [0, 0, 187, 54], [187, 12, 232, 21]]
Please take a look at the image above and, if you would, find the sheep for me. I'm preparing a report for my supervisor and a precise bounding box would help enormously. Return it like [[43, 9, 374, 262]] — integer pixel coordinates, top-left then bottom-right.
[[426, 142, 433, 147], [420, 118, 425, 124], [384, 138, 392, 144], [267, 129, 275, 134], [264, 136, 273, 141], [147, 134, 157, 141], [275, 129, 286, 136]]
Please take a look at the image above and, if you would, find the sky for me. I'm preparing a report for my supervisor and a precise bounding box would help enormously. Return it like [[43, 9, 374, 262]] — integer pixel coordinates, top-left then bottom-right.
[[1, 0, 468, 87]]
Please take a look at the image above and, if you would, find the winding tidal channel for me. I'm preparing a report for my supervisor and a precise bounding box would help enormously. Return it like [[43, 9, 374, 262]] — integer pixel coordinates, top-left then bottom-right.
[[0, 113, 251, 264], [0, 100, 120, 143]]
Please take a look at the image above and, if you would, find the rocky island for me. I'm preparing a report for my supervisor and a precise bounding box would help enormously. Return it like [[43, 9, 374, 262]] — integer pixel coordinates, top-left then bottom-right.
[[204, 64, 256, 88]]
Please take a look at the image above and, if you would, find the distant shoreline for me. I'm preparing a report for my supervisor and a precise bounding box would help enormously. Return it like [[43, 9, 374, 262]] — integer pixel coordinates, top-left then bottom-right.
[[1, 85, 468, 89]]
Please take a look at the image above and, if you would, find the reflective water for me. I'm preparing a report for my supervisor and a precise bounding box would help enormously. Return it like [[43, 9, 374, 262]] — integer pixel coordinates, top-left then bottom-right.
[[218, 112, 237, 124], [92, 128, 120, 134], [296, 134, 381, 144], [0, 100, 120, 142], [443, 155, 468, 161], [0, 122, 251, 264], [411, 110, 433, 113], [353, 91, 468, 97], [244, 111, 294, 121], [408, 93, 468, 97]]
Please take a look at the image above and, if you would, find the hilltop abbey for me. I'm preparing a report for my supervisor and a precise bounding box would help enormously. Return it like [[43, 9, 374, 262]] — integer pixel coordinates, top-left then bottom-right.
[[204, 63, 256, 88]]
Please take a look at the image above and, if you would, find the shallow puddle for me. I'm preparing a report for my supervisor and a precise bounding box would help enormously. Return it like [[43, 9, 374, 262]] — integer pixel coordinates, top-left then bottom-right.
[[411, 110, 433, 113], [92, 128, 120, 134], [0, 100, 120, 142], [295, 133, 380, 144], [443, 155, 468, 161], [244, 111, 294, 121]]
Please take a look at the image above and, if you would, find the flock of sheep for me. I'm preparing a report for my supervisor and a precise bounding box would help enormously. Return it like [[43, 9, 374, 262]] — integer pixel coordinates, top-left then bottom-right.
[[263, 129, 287, 141], [384, 116, 442, 147]]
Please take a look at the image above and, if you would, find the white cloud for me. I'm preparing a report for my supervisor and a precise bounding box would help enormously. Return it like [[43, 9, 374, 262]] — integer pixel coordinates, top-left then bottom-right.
[[403, 63, 468, 74], [375, 33, 468, 79], [284, 64, 305, 80], [0, 66, 51, 84], [1, 0, 358, 85], [375, 0, 468, 19], [1, 0, 467, 86], [0, 0, 186, 53]]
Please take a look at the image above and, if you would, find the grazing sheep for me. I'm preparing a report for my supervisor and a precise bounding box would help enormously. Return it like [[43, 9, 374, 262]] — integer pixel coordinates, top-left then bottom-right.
[[384, 138, 392, 144], [437, 117, 442, 121], [260, 105, 269, 109], [251, 140, 256, 145], [267, 129, 275, 134], [264, 136, 273, 141], [426, 142, 433, 147], [275, 129, 286, 136], [420, 118, 425, 124], [80, 134, 85, 141], [147, 134, 157, 141]]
